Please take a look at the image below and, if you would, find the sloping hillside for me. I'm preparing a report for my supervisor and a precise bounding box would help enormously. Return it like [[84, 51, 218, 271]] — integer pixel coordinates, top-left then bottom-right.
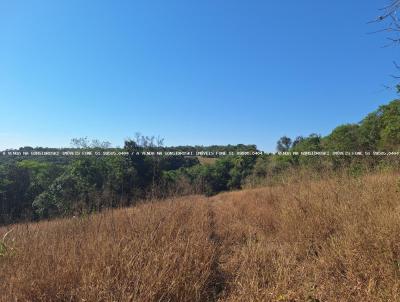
[[1, 172, 400, 301]]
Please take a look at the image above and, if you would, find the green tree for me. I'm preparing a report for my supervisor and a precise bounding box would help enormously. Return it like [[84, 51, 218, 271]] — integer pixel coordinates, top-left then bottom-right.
[[276, 136, 292, 152], [324, 124, 361, 151], [359, 112, 382, 150], [378, 100, 400, 149]]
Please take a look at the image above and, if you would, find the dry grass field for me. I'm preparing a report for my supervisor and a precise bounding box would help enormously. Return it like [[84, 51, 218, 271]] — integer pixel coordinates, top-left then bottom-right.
[[1, 172, 400, 301]]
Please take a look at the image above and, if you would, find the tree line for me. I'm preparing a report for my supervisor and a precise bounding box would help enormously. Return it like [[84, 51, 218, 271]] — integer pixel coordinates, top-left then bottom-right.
[[248, 99, 400, 185], [0, 137, 258, 225], [1, 100, 400, 225]]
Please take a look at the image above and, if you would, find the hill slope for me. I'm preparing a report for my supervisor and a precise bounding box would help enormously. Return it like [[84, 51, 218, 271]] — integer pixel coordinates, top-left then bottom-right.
[[1, 172, 400, 301]]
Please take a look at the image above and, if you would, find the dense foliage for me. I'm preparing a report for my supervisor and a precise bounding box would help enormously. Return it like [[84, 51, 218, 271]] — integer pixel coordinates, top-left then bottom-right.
[[1, 100, 400, 225], [0, 138, 257, 224], [247, 101, 400, 184]]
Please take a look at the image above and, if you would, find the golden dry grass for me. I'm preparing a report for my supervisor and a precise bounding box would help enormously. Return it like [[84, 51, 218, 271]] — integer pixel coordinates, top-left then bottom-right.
[[197, 156, 217, 165], [1, 172, 400, 301]]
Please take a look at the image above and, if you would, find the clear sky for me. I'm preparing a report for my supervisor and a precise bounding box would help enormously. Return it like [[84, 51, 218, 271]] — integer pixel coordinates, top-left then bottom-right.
[[0, 0, 398, 151]]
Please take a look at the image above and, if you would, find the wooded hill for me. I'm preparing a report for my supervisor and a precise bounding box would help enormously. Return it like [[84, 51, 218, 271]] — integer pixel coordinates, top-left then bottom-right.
[[1, 99, 400, 225]]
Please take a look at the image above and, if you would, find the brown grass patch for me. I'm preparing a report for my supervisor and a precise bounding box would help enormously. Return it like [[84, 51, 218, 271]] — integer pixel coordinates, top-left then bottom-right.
[[1, 173, 400, 301]]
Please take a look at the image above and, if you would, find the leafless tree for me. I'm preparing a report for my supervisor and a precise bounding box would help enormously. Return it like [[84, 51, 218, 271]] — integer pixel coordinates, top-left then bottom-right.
[[369, 1, 400, 90], [372, 1, 400, 46]]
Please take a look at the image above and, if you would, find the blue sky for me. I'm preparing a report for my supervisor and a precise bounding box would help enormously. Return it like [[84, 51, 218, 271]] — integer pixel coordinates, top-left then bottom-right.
[[0, 0, 398, 151]]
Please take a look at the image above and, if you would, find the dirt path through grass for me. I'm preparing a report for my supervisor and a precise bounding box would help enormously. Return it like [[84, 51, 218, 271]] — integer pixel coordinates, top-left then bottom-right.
[[207, 199, 228, 301]]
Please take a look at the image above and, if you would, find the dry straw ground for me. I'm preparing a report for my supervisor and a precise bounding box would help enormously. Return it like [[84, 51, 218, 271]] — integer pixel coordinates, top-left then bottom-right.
[[1, 172, 400, 301]]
